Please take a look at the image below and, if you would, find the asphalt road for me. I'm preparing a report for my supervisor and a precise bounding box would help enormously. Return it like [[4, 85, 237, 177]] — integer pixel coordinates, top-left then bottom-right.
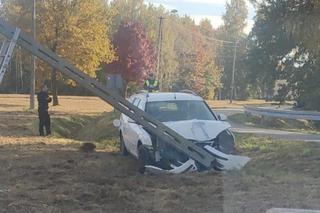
[[214, 109, 320, 143]]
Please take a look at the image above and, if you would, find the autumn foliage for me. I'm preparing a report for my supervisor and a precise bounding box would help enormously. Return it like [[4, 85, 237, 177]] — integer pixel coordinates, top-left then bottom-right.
[[1, 0, 222, 100], [105, 21, 156, 83]]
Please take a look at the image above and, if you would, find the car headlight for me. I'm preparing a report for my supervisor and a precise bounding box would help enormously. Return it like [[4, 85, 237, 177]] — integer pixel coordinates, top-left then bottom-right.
[[216, 130, 236, 154]]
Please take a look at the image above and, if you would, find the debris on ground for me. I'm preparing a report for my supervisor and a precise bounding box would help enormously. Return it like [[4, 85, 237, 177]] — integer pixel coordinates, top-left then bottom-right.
[[79, 142, 96, 153]]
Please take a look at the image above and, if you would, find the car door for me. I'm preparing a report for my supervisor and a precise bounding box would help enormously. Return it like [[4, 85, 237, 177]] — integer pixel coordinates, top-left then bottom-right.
[[121, 97, 136, 154], [122, 98, 141, 157], [130, 98, 146, 156]]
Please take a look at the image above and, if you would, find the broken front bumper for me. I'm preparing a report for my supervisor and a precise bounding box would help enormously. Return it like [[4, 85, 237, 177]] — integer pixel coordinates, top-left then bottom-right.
[[145, 146, 250, 174]]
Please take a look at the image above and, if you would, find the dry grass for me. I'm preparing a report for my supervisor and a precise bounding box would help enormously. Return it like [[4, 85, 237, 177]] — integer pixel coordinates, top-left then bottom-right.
[[0, 94, 113, 115], [0, 94, 320, 213], [0, 94, 272, 113], [207, 99, 274, 109]]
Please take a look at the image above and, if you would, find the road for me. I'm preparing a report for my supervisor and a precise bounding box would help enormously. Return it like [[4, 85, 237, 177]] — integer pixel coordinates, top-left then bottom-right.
[[214, 109, 320, 143]]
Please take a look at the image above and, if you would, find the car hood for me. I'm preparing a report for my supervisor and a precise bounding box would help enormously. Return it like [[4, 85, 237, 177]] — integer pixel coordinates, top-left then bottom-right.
[[163, 120, 231, 141]]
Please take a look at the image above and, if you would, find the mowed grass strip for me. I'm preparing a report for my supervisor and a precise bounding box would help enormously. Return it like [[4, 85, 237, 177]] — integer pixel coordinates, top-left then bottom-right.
[[236, 134, 320, 178], [229, 113, 320, 134]]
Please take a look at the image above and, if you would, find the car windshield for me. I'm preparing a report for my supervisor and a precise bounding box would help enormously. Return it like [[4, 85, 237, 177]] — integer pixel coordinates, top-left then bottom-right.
[[146, 100, 216, 122]]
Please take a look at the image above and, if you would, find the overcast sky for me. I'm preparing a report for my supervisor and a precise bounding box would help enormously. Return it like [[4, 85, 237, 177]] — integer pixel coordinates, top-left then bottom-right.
[[144, 0, 256, 34]]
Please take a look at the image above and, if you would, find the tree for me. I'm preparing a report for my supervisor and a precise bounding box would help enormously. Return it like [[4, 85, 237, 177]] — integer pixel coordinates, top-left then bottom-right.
[[3, 0, 115, 105], [171, 17, 221, 98], [191, 31, 206, 95], [280, 0, 320, 109], [108, 1, 223, 95], [223, 0, 248, 40], [248, 0, 320, 110], [2, 0, 224, 99], [218, 0, 248, 100], [105, 21, 156, 93], [110, 0, 144, 22], [246, 0, 296, 100], [110, 1, 179, 91], [198, 19, 221, 99]]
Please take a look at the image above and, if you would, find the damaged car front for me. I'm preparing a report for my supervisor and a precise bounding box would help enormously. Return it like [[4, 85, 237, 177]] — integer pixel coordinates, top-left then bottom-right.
[[115, 93, 250, 174]]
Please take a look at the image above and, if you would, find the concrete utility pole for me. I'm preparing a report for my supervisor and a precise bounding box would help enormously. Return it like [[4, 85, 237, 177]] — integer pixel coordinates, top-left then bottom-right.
[[156, 9, 178, 91], [156, 16, 164, 82], [230, 41, 238, 104], [30, 0, 36, 109]]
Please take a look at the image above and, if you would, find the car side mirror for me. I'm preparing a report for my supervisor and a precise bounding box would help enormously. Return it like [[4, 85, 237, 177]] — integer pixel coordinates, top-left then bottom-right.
[[113, 119, 121, 128], [218, 114, 227, 121]]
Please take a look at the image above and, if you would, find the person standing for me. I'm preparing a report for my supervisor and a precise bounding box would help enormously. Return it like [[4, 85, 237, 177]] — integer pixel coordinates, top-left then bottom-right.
[[144, 73, 159, 92], [37, 84, 52, 136]]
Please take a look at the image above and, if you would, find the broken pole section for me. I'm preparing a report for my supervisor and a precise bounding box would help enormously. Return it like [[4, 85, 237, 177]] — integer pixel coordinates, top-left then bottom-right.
[[0, 18, 219, 169]]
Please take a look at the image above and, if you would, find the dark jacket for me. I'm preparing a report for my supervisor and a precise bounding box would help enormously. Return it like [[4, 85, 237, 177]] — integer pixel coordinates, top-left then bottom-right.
[[37, 91, 52, 111]]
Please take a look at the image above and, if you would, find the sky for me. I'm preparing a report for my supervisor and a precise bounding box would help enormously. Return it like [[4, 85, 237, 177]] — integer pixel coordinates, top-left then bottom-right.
[[144, 0, 256, 34]]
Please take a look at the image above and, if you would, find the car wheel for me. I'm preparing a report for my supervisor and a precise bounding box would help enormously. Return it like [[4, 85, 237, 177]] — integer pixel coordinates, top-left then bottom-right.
[[120, 132, 129, 156], [137, 144, 151, 174]]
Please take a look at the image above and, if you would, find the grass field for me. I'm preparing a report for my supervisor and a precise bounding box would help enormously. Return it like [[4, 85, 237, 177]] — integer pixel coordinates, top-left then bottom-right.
[[229, 113, 320, 134], [207, 99, 274, 109], [0, 94, 320, 213], [0, 94, 271, 112]]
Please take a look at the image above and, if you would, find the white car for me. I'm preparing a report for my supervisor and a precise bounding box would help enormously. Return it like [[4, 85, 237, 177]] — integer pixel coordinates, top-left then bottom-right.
[[114, 92, 248, 173]]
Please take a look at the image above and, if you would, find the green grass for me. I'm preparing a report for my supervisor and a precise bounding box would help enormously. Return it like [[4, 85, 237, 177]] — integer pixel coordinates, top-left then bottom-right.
[[235, 134, 320, 178], [29, 111, 120, 150], [29, 110, 320, 179], [229, 113, 320, 134], [51, 111, 320, 179]]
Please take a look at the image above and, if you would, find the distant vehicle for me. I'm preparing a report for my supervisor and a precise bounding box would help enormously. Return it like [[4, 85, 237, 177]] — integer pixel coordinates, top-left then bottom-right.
[[113, 91, 247, 173]]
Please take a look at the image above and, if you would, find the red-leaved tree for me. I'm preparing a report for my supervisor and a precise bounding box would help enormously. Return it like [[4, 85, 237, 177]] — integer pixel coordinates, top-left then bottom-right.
[[105, 21, 156, 90]]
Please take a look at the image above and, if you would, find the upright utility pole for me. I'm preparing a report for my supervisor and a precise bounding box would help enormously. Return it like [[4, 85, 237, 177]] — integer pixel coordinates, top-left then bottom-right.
[[156, 16, 164, 89], [30, 0, 36, 109], [230, 41, 238, 104], [156, 10, 178, 91]]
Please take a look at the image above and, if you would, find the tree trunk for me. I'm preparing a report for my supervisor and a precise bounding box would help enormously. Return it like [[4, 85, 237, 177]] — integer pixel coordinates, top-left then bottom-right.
[[51, 67, 59, 106]]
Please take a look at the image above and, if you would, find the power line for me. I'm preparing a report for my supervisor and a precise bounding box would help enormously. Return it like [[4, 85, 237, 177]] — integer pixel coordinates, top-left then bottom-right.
[[200, 34, 242, 49], [201, 34, 236, 44], [201, 35, 249, 49], [212, 42, 239, 48], [201, 33, 241, 103]]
